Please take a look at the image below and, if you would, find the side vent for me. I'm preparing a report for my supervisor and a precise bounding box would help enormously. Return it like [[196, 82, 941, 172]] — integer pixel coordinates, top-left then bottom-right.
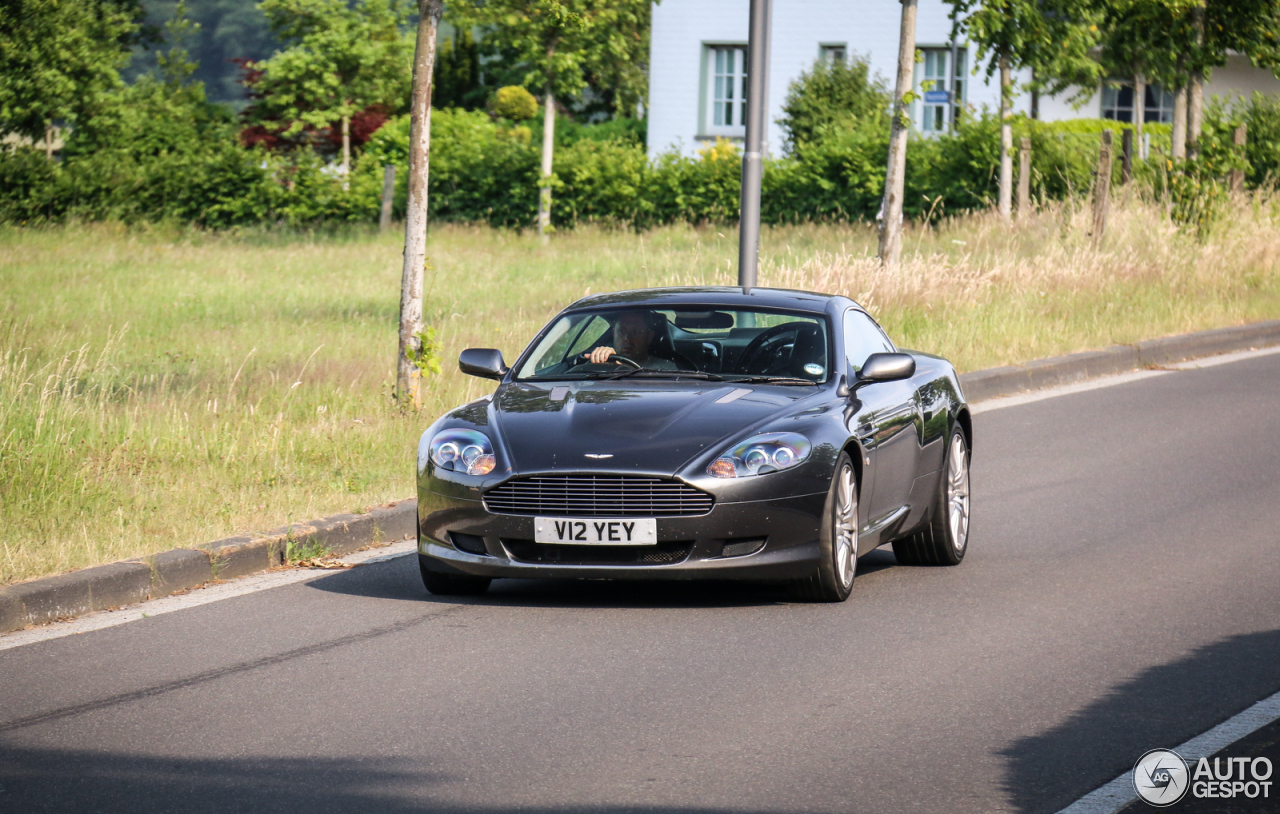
[[720, 537, 766, 558], [448, 532, 488, 556]]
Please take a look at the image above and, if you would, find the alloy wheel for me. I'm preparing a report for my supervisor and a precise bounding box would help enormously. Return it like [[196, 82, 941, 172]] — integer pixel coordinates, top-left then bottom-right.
[[835, 462, 857, 588], [947, 433, 970, 554]]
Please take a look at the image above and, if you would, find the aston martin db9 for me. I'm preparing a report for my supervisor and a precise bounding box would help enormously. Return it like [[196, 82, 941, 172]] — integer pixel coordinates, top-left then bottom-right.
[[415, 287, 971, 601]]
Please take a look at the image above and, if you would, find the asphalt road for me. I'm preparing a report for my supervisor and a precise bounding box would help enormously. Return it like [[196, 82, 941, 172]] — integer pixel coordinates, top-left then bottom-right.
[[3, 353, 1280, 814]]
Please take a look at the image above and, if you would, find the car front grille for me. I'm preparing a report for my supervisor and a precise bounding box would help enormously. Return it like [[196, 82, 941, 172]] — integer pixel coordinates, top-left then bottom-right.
[[502, 539, 693, 566], [483, 475, 713, 517]]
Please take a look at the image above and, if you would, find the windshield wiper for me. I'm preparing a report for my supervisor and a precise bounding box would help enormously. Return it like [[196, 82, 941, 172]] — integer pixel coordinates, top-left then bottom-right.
[[591, 368, 723, 381], [728, 376, 818, 386]]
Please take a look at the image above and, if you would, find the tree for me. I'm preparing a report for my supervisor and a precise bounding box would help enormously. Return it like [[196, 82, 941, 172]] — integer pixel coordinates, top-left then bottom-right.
[[0, 0, 138, 157], [453, 0, 653, 239], [879, 0, 918, 270], [251, 0, 413, 183], [946, 0, 1105, 220], [1095, 0, 1280, 160], [398, 0, 444, 409], [779, 54, 889, 155]]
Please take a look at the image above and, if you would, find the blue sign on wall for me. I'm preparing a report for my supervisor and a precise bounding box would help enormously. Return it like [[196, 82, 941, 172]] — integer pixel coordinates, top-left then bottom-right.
[[923, 90, 951, 104]]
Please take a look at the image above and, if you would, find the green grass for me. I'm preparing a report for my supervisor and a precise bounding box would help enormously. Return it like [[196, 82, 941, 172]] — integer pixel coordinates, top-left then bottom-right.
[[3, 198, 1279, 585]]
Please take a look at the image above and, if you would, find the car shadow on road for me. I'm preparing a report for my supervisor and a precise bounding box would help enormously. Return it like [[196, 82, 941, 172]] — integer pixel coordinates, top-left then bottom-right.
[[303, 547, 901, 610], [0, 745, 846, 814], [1000, 627, 1280, 814]]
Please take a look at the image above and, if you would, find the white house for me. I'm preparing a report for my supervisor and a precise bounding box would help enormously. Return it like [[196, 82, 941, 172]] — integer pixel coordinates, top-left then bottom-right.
[[646, 0, 1280, 157]]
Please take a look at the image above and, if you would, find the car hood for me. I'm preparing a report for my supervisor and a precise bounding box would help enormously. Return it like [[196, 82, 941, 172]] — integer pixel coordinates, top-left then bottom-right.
[[492, 380, 808, 474]]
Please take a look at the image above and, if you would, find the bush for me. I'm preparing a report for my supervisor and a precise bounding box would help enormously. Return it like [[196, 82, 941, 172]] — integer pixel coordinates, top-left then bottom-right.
[[489, 85, 538, 121], [779, 55, 890, 155]]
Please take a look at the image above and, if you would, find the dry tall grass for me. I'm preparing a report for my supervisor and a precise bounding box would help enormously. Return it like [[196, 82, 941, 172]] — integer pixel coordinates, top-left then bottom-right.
[[1, 195, 1277, 585]]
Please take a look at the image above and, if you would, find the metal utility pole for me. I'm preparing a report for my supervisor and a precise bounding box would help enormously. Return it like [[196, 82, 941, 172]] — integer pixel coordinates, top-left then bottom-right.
[[737, 0, 771, 290]]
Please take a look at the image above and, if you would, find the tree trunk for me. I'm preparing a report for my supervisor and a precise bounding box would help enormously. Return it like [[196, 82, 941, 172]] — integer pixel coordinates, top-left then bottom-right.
[[1188, 3, 1204, 159], [1133, 73, 1146, 158], [341, 113, 351, 191], [44, 122, 53, 161], [1188, 73, 1203, 159], [1172, 58, 1187, 161], [398, 0, 444, 410], [998, 57, 1013, 221], [537, 88, 555, 242], [877, 0, 918, 270]]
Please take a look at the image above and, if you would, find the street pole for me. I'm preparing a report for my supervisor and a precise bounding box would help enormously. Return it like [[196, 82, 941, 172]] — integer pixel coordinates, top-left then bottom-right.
[[737, 0, 771, 290]]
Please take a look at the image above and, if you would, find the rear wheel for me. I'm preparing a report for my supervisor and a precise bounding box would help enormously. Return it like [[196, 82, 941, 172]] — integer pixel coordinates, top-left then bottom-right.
[[794, 451, 859, 602], [419, 557, 491, 596], [892, 425, 970, 566]]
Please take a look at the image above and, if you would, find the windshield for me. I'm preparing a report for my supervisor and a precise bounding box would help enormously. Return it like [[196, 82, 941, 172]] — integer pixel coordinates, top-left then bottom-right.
[[516, 307, 831, 383]]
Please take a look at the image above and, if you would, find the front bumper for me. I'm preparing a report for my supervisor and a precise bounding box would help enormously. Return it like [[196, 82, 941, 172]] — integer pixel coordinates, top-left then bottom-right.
[[417, 489, 827, 582]]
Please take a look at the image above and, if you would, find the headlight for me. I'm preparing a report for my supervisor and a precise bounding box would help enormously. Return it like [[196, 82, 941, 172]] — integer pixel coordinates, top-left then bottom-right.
[[429, 428, 496, 476], [707, 432, 811, 478]]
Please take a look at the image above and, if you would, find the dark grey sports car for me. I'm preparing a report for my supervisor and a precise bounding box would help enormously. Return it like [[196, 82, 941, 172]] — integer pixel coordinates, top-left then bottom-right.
[[416, 287, 971, 602]]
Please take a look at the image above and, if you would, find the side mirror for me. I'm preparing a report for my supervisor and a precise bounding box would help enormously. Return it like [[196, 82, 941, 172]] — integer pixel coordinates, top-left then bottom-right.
[[459, 348, 508, 380], [854, 352, 916, 390]]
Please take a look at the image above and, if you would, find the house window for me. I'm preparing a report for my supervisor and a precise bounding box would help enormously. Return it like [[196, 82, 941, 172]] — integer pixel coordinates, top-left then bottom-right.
[[704, 45, 748, 135], [916, 48, 961, 133], [820, 44, 847, 64], [1143, 84, 1176, 123], [1101, 83, 1135, 122], [1102, 81, 1176, 123]]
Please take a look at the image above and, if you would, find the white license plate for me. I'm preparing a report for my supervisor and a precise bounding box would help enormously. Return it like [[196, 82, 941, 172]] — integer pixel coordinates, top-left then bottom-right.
[[534, 517, 657, 545]]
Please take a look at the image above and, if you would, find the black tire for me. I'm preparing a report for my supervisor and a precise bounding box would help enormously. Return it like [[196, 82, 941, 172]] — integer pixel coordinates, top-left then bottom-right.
[[892, 424, 970, 566], [419, 558, 491, 596], [793, 450, 859, 602]]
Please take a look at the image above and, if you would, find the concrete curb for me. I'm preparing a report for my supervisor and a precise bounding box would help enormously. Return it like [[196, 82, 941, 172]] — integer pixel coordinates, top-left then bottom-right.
[[0, 500, 417, 633], [4, 318, 1280, 635], [956, 320, 1280, 402]]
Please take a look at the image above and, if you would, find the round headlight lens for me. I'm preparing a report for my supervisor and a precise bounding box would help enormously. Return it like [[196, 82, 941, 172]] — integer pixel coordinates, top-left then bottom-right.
[[706, 432, 812, 478], [429, 429, 496, 476], [435, 441, 460, 465]]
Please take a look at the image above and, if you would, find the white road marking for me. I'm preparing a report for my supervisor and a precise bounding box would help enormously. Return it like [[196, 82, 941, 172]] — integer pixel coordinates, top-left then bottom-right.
[[972, 370, 1166, 414], [972, 344, 1280, 414], [1055, 687, 1280, 814], [1163, 343, 1280, 370], [0, 540, 417, 652]]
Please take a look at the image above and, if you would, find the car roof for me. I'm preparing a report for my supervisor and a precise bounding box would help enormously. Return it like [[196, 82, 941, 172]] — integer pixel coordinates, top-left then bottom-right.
[[566, 286, 850, 314]]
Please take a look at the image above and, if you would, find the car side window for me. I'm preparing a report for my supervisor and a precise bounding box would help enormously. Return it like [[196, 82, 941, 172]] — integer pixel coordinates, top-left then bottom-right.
[[844, 310, 895, 372], [565, 315, 611, 359]]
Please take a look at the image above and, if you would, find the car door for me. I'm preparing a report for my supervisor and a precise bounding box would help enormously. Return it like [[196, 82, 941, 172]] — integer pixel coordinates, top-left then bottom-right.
[[844, 309, 920, 527]]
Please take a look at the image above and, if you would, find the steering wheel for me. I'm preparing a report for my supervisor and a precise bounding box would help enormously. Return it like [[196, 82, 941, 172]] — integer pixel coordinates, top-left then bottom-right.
[[736, 323, 803, 375], [571, 352, 642, 370]]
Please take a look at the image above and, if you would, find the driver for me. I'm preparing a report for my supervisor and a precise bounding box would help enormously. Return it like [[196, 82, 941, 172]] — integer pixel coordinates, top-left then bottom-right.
[[585, 310, 678, 369]]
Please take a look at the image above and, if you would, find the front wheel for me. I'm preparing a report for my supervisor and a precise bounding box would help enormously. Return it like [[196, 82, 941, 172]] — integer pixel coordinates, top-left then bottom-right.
[[892, 425, 970, 566], [793, 451, 859, 602]]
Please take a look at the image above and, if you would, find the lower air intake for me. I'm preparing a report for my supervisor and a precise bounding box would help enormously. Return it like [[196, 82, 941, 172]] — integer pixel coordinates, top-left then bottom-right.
[[502, 539, 693, 566]]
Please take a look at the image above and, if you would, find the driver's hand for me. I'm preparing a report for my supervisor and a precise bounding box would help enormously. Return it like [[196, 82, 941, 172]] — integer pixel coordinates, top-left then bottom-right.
[[586, 346, 617, 364]]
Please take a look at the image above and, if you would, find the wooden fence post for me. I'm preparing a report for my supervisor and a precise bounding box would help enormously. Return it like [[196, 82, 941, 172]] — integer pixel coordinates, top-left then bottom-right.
[[379, 165, 396, 232], [1091, 130, 1112, 249], [1121, 129, 1133, 185], [1017, 137, 1032, 219], [1230, 124, 1247, 194]]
